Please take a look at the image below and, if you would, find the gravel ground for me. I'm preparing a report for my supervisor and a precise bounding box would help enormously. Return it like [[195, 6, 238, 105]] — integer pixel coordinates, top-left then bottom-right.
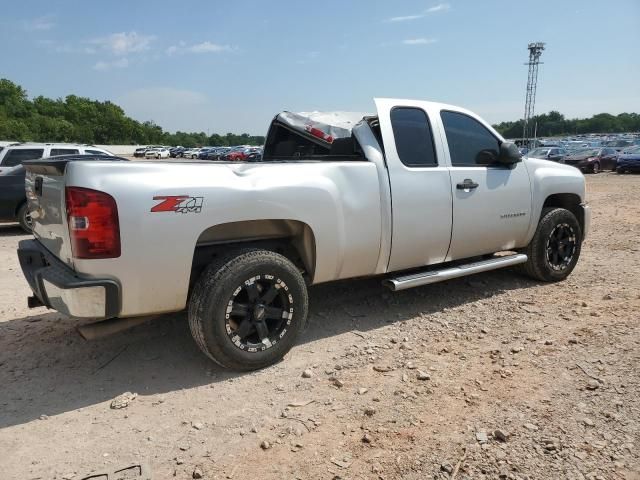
[[0, 173, 638, 480]]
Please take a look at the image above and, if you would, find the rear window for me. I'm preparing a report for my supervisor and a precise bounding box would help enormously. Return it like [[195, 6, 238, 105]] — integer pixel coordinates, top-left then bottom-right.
[[390, 107, 437, 167], [50, 148, 79, 156], [2, 148, 45, 167]]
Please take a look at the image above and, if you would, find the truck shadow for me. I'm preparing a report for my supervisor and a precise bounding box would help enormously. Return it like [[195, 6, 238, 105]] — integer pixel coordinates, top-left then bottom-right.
[[0, 269, 538, 428], [0, 224, 27, 237]]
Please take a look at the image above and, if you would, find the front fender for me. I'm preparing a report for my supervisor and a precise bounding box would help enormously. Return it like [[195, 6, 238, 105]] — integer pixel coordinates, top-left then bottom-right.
[[523, 158, 587, 243]]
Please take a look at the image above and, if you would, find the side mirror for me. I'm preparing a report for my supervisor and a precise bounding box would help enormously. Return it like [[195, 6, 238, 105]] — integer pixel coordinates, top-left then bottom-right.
[[498, 142, 522, 165]]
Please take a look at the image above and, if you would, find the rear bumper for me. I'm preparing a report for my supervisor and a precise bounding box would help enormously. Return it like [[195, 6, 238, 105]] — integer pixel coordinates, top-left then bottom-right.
[[581, 204, 591, 240], [17, 239, 120, 319]]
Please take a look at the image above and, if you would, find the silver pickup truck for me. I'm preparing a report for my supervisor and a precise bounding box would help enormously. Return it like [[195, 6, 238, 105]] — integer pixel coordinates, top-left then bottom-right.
[[18, 98, 590, 370]]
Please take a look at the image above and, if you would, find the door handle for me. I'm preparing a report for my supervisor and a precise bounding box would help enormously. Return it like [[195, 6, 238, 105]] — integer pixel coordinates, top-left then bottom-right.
[[456, 179, 479, 190]]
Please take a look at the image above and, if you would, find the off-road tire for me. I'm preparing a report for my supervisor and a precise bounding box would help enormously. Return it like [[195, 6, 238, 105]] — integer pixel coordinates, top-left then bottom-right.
[[188, 249, 308, 370], [517, 207, 582, 282], [17, 203, 32, 233]]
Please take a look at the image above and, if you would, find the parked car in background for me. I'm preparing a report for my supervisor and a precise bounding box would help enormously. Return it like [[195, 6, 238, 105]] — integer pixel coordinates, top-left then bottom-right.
[[1, 153, 122, 232], [203, 147, 231, 160], [183, 148, 201, 159], [563, 147, 618, 173], [198, 147, 217, 159], [170, 146, 185, 158], [134, 145, 162, 157], [603, 139, 633, 152], [134, 146, 148, 157], [144, 148, 170, 159], [526, 147, 567, 162], [221, 146, 257, 161], [0, 143, 113, 175], [616, 146, 640, 174], [246, 147, 263, 162]]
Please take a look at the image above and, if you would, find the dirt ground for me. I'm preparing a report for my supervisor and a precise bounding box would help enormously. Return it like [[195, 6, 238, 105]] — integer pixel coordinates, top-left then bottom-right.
[[0, 173, 638, 480]]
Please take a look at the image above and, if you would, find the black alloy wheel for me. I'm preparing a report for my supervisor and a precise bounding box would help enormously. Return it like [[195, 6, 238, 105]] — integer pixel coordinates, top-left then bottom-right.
[[188, 249, 308, 370], [225, 275, 293, 353], [545, 223, 577, 272]]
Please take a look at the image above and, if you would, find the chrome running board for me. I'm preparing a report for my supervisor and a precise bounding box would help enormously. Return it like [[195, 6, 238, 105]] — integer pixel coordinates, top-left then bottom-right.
[[383, 254, 528, 291]]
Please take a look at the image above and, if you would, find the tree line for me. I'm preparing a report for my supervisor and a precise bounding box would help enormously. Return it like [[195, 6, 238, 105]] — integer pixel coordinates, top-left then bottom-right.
[[493, 110, 640, 139], [2, 78, 638, 145], [0, 78, 265, 147]]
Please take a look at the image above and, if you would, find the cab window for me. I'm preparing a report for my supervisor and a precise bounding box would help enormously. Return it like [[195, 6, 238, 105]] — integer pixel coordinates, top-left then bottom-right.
[[390, 107, 437, 167], [441, 111, 500, 166]]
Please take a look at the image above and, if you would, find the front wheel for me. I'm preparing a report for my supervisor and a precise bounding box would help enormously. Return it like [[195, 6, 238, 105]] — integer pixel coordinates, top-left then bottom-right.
[[188, 249, 309, 370], [591, 162, 600, 174], [517, 207, 582, 282]]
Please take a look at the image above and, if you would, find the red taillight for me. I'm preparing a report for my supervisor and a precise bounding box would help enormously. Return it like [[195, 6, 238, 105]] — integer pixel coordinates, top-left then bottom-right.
[[65, 187, 121, 259]]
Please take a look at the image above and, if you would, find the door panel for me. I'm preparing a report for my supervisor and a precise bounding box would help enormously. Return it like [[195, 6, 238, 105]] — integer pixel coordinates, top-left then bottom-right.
[[375, 98, 453, 272], [438, 109, 532, 260], [447, 164, 532, 259]]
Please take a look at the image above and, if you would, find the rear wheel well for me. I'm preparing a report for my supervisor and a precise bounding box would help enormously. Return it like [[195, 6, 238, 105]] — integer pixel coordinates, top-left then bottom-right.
[[188, 220, 316, 295], [542, 194, 584, 233]]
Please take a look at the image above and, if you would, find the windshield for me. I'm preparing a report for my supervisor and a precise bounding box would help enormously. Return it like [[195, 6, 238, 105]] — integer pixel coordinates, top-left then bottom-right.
[[528, 148, 550, 157], [623, 146, 640, 154], [572, 148, 599, 156]]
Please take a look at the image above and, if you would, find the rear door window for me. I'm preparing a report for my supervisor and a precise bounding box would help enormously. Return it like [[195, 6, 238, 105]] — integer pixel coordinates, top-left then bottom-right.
[[50, 148, 79, 156], [2, 149, 45, 167], [390, 107, 437, 167]]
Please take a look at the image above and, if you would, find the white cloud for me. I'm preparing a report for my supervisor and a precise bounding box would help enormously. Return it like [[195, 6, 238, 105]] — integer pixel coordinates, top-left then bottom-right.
[[386, 3, 451, 22], [403, 38, 438, 45], [93, 58, 130, 71], [426, 3, 451, 13], [91, 32, 155, 56], [166, 41, 233, 55], [24, 16, 56, 31], [388, 14, 424, 22]]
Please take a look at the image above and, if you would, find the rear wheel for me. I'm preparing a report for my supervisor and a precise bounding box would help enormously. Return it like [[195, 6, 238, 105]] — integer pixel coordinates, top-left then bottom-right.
[[188, 249, 308, 370], [517, 207, 582, 282], [17, 203, 33, 233]]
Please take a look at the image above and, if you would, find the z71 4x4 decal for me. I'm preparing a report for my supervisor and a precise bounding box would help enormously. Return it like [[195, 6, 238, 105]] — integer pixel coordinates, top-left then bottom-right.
[[151, 195, 203, 214]]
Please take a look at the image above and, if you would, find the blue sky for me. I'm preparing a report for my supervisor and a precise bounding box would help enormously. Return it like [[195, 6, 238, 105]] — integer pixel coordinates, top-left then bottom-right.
[[1, 0, 639, 135]]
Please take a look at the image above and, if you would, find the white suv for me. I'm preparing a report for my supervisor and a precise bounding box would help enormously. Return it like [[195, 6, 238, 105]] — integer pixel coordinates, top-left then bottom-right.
[[0, 143, 113, 174]]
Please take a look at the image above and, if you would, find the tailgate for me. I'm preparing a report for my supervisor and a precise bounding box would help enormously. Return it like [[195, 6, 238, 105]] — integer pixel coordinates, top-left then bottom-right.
[[24, 159, 74, 265]]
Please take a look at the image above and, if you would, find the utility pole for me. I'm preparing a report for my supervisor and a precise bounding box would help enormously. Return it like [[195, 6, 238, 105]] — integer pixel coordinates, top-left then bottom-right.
[[522, 42, 545, 148]]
